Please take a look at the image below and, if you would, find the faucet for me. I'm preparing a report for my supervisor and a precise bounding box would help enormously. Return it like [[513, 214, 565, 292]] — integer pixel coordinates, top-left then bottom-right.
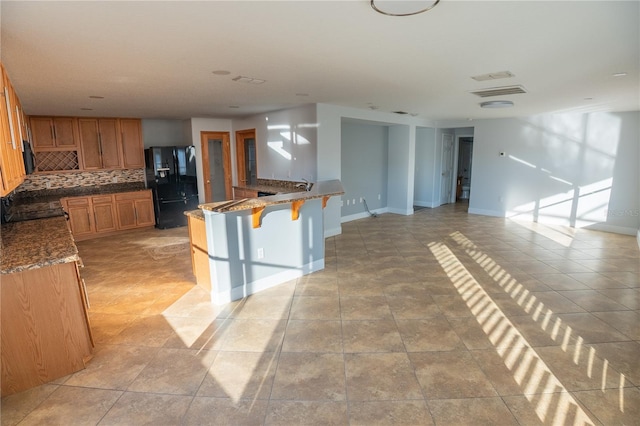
[[295, 178, 312, 191]]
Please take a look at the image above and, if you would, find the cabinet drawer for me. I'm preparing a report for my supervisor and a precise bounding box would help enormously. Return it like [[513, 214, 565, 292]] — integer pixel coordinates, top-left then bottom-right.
[[92, 195, 113, 204], [114, 191, 151, 201], [65, 197, 90, 206]]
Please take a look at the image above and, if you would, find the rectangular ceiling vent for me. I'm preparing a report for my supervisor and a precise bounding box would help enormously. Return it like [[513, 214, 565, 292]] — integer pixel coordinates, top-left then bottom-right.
[[470, 85, 527, 98]]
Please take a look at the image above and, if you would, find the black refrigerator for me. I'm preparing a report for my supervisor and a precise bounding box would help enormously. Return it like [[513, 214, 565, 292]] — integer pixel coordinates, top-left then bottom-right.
[[145, 146, 199, 229]]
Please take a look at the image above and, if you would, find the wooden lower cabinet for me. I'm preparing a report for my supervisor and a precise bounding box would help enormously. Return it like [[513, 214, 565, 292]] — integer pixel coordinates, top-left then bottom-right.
[[63, 190, 154, 240], [187, 214, 211, 291], [64, 197, 94, 238], [92, 195, 117, 233], [114, 191, 154, 229], [233, 187, 258, 200], [1, 261, 93, 396]]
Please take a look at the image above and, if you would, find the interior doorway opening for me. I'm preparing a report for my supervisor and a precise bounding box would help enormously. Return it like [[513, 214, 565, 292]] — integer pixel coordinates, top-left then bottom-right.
[[456, 136, 474, 203]]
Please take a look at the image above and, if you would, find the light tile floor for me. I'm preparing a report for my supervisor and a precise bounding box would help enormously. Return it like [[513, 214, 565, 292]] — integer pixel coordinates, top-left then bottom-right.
[[2, 204, 639, 425]]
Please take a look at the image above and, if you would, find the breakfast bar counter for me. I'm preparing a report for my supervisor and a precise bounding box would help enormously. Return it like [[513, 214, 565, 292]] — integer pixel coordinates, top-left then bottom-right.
[[195, 179, 344, 304]]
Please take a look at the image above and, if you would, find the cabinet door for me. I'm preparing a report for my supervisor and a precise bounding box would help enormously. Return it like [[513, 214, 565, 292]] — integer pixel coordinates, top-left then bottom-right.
[[92, 195, 117, 233], [115, 199, 137, 230], [31, 117, 77, 149], [115, 190, 155, 229], [30, 117, 55, 149], [120, 119, 144, 168], [52, 118, 77, 148], [78, 118, 103, 170], [64, 197, 94, 237], [98, 119, 121, 169], [134, 197, 155, 227]]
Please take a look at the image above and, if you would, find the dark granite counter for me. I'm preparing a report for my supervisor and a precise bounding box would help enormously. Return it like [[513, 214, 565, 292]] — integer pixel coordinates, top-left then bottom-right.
[[6, 182, 146, 223], [200, 179, 344, 213], [1, 216, 80, 274]]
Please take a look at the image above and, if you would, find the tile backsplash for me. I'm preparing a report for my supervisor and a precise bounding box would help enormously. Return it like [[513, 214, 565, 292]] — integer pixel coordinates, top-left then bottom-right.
[[15, 169, 146, 193]]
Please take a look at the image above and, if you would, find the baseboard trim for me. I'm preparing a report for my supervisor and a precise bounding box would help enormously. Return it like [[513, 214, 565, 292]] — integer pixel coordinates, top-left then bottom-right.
[[211, 259, 325, 305]]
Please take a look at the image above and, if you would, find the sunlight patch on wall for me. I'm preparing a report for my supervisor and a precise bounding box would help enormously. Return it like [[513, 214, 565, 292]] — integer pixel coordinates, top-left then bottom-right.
[[267, 141, 292, 160]]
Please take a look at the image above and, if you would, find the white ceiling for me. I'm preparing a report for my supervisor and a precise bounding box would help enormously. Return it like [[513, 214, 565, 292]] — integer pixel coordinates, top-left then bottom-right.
[[2, 1, 638, 121]]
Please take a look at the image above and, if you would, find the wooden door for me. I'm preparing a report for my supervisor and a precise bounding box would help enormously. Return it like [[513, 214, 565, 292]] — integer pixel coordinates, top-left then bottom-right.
[[200, 131, 232, 202], [235, 129, 257, 187]]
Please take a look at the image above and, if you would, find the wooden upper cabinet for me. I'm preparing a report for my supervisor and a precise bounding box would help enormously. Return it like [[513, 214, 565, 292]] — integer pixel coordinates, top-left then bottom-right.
[[120, 119, 144, 168], [78, 118, 122, 170], [98, 119, 121, 169], [0, 62, 26, 196], [30, 117, 78, 150], [78, 119, 102, 169]]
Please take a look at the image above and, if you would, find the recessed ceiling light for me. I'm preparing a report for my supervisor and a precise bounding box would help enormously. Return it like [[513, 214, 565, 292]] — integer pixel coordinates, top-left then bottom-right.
[[471, 71, 515, 82], [584, 97, 593, 100], [232, 76, 266, 84], [212, 70, 231, 75], [480, 100, 514, 108], [612, 72, 627, 77], [228, 105, 240, 109], [296, 93, 309, 97], [80, 108, 93, 111], [88, 95, 104, 99]]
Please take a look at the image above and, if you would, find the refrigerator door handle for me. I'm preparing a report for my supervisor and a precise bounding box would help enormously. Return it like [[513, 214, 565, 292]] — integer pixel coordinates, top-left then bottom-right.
[[160, 199, 187, 204]]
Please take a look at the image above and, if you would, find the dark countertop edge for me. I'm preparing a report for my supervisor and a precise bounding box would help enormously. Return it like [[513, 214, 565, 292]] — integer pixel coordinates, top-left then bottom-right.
[[200, 180, 344, 214]]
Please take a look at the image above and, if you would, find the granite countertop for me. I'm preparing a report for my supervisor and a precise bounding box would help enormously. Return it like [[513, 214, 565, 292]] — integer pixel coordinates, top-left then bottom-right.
[[1, 216, 80, 274], [184, 209, 204, 220], [6, 182, 147, 223], [200, 179, 344, 213]]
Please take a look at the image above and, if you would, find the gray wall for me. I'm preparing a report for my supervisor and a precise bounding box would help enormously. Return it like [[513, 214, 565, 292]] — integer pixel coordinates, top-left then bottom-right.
[[414, 127, 436, 207], [340, 120, 388, 218], [141, 119, 188, 147]]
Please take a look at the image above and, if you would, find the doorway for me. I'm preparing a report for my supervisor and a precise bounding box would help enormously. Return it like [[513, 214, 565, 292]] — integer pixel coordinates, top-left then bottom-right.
[[200, 131, 232, 202], [456, 137, 473, 202], [235, 129, 257, 187], [440, 133, 455, 205]]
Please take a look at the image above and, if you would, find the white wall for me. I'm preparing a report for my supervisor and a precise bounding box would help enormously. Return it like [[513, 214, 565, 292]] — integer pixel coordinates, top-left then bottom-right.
[[232, 104, 318, 184], [468, 111, 640, 235], [187, 118, 233, 204]]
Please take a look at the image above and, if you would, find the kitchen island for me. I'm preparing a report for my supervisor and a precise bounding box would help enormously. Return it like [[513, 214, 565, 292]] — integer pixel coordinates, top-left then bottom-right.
[[1, 217, 93, 396], [194, 179, 344, 304]]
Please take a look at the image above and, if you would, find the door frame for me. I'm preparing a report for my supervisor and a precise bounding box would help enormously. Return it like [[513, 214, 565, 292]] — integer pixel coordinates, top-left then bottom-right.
[[235, 129, 257, 187], [200, 131, 232, 202]]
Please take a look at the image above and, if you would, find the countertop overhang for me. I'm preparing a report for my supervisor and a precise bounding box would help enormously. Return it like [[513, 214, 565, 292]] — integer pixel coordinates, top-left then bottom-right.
[[199, 180, 344, 213]]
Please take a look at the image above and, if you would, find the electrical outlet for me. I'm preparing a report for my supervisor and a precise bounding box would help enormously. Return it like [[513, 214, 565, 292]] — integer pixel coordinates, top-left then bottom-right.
[[378, 194, 381, 200], [347, 199, 350, 206], [257, 248, 265, 259], [352, 198, 356, 205], [341, 200, 344, 206], [360, 197, 363, 203]]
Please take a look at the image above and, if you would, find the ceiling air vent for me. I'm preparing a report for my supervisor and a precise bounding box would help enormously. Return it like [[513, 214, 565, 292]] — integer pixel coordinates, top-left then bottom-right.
[[470, 85, 527, 98], [393, 111, 409, 115]]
